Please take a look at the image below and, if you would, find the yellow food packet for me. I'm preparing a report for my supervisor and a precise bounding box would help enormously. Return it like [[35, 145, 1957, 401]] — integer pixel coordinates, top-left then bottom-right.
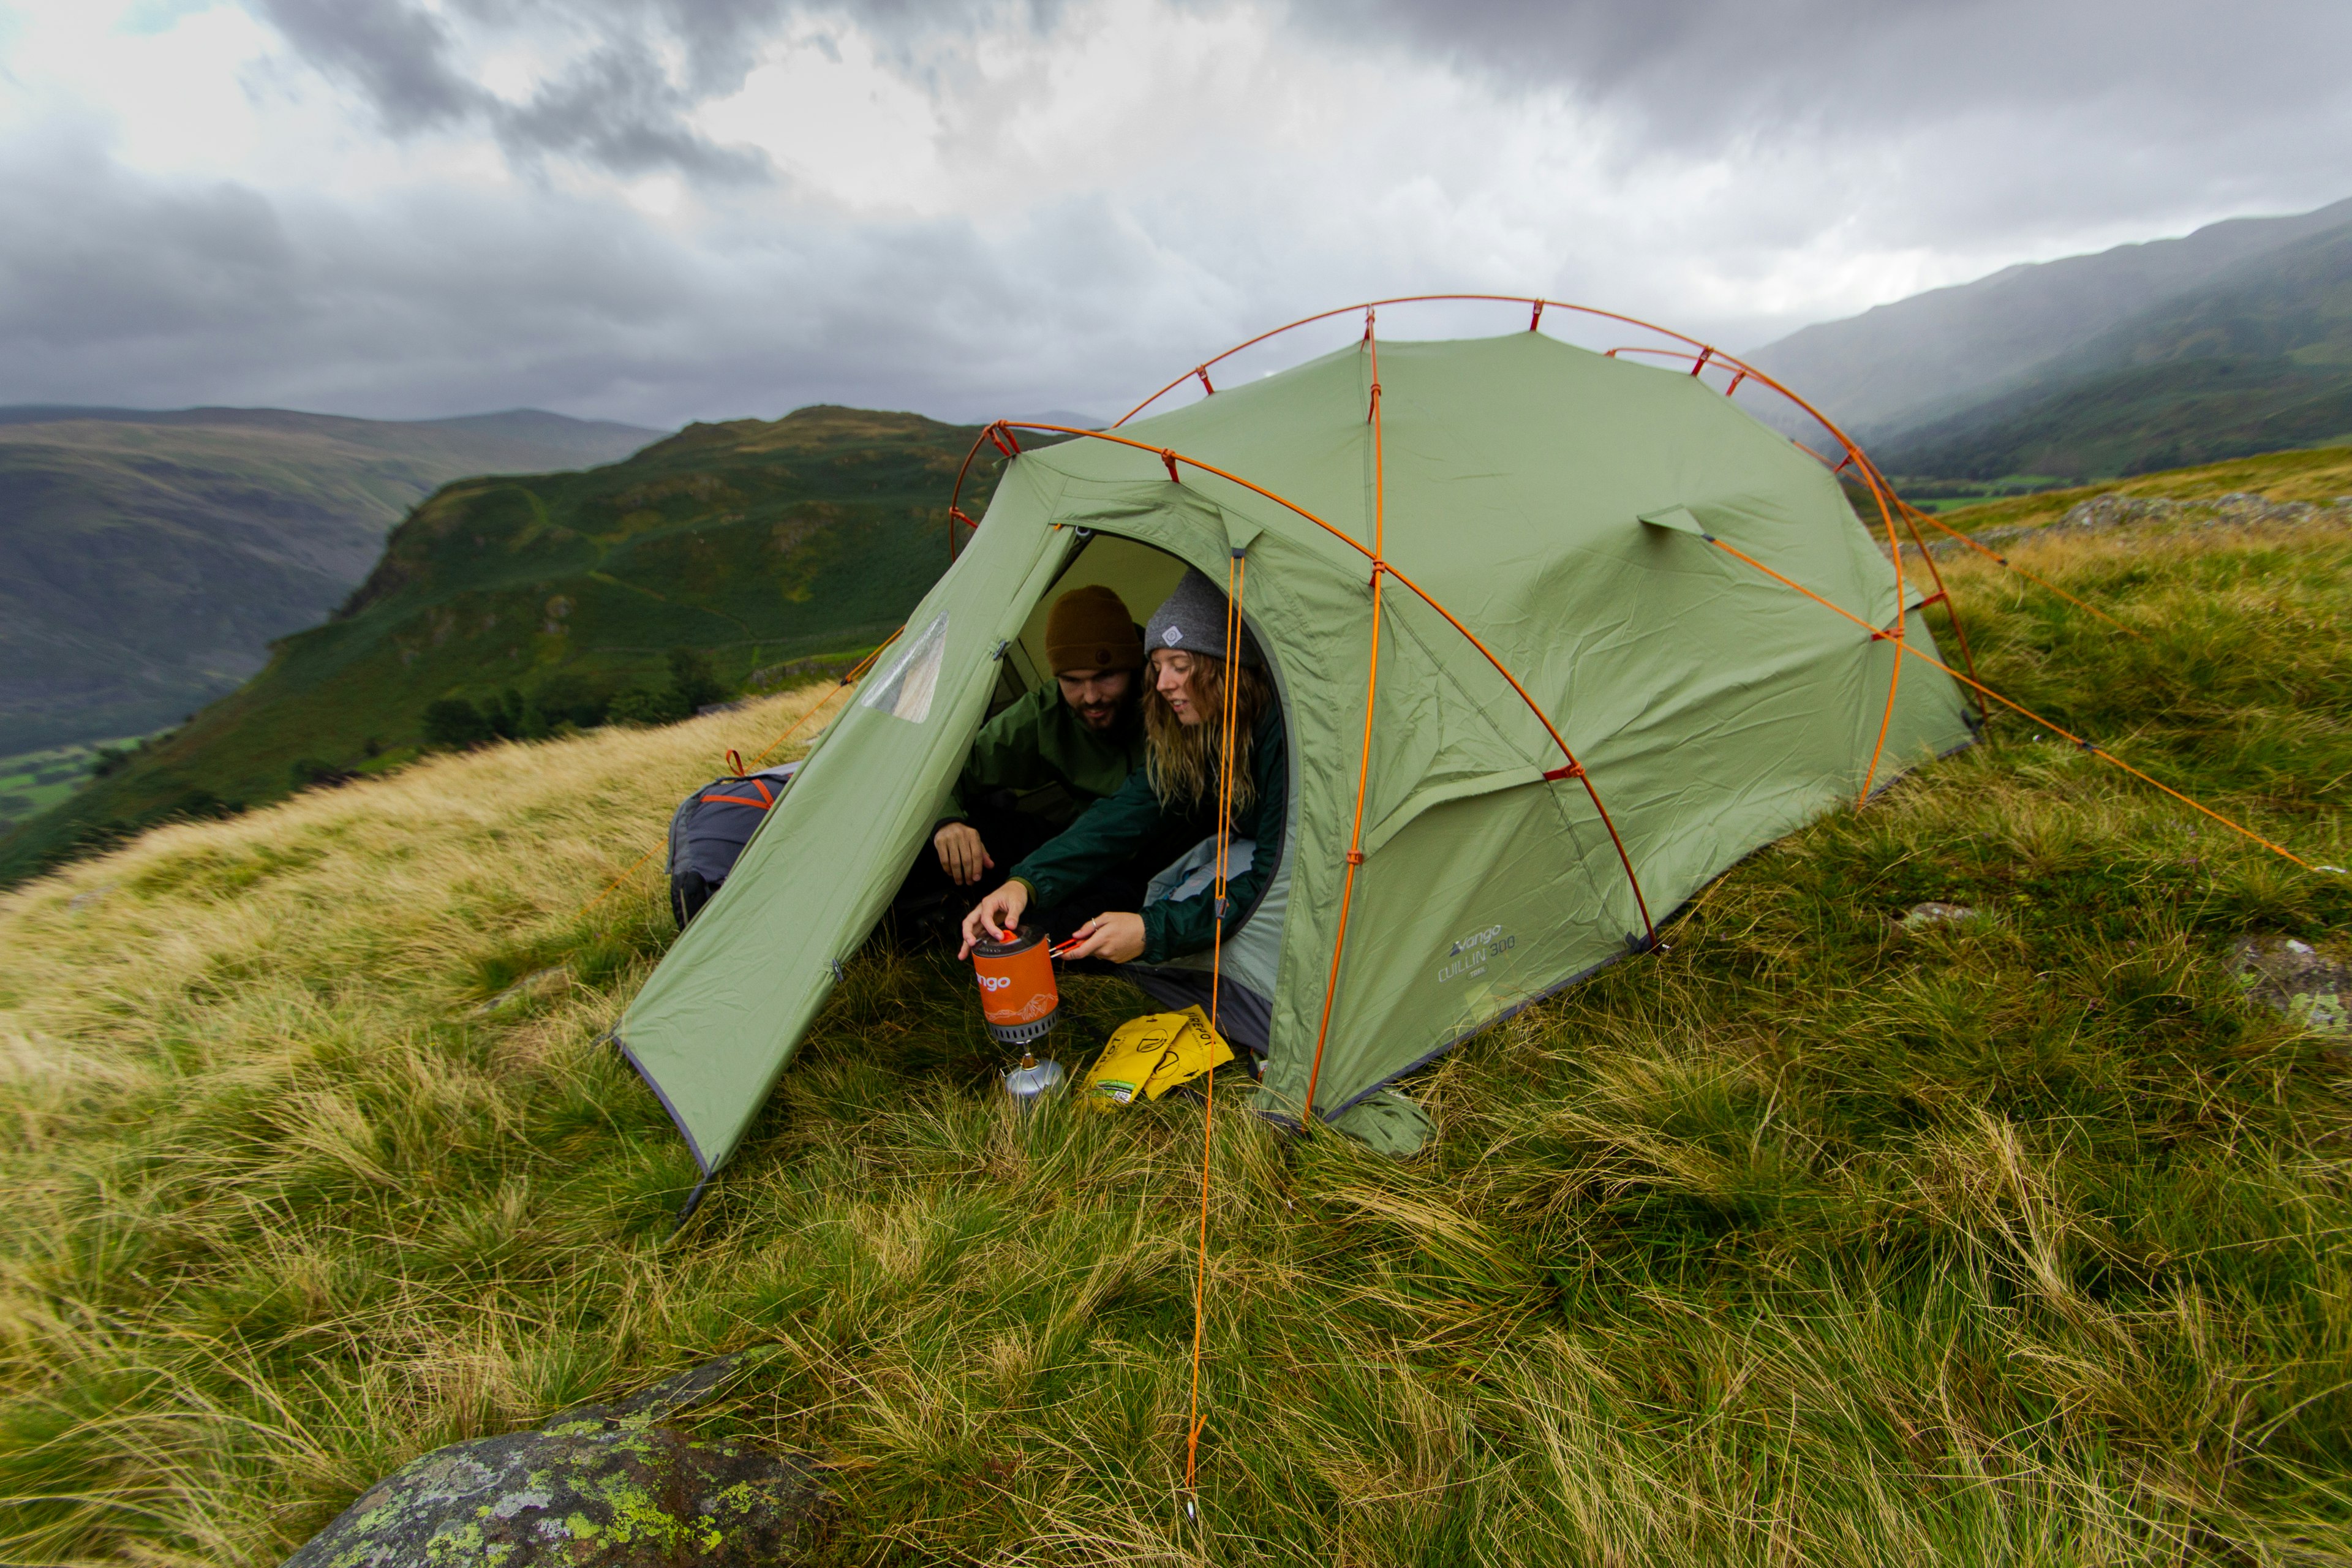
[[1083, 1006, 1236, 1109]]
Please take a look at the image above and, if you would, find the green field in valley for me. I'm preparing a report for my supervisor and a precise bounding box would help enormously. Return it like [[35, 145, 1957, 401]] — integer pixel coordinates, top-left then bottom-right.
[[0, 739, 142, 834]]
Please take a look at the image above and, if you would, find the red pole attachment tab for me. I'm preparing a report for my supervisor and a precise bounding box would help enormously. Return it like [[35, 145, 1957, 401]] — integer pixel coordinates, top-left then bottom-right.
[[987, 423, 1022, 458], [726, 748, 744, 776], [1542, 762, 1585, 782], [1530, 300, 1544, 331], [1689, 346, 1713, 378], [1161, 448, 1181, 483], [949, 505, 975, 530], [1194, 366, 1216, 396], [1365, 382, 1381, 424], [1604, 348, 1621, 358], [1833, 449, 1855, 475], [1363, 305, 1376, 341], [1725, 370, 1747, 396]]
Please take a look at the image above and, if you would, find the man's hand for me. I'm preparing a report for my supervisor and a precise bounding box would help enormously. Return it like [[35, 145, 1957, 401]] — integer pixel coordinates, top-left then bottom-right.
[[1060, 911, 1145, 963], [959, 881, 1031, 957], [933, 821, 992, 885]]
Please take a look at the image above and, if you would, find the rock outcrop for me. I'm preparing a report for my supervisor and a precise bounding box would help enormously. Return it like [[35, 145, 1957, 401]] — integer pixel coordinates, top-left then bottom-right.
[[1918, 490, 2352, 558], [284, 1355, 820, 1567]]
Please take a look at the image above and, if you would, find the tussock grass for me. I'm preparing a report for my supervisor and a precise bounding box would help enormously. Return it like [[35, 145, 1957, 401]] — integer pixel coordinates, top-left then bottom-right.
[[2, 516, 2350, 1566]]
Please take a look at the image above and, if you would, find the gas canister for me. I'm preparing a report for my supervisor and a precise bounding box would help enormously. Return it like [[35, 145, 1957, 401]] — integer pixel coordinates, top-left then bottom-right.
[[970, 925, 1059, 1044]]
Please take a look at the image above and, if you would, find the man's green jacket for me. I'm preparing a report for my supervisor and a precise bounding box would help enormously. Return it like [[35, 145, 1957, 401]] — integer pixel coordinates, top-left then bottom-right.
[[1008, 706, 1287, 964], [942, 683, 1145, 828]]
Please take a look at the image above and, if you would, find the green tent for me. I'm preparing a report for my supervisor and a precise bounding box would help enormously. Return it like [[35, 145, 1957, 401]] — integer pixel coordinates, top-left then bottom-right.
[[615, 329, 1973, 1198]]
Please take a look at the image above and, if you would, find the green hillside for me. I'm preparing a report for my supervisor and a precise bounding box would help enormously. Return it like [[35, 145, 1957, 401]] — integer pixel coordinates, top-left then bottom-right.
[[1878, 222, 2352, 479], [0, 491, 2345, 1565], [0, 407, 655, 756], [0, 407, 1004, 884], [1743, 196, 2352, 433]]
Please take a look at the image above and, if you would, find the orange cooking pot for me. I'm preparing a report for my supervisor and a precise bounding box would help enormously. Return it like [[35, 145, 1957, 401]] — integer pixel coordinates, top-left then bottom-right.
[[970, 925, 1059, 1044]]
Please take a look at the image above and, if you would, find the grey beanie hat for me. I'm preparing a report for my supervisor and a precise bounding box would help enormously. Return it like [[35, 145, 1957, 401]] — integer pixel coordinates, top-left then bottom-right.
[[1144, 568, 1263, 666]]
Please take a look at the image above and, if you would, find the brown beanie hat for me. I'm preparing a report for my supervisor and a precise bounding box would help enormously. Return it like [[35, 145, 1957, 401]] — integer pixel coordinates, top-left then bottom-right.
[[1044, 585, 1144, 674]]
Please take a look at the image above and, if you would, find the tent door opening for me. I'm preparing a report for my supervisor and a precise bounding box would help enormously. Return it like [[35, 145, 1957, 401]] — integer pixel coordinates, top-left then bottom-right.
[[1000, 529, 1297, 1048]]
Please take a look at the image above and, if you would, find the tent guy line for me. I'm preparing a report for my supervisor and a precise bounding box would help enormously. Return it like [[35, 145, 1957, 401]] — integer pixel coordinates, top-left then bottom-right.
[[1690, 529, 2316, 870], [1897, 499, 2143, 638], [1183, 546, 1251, 1517]]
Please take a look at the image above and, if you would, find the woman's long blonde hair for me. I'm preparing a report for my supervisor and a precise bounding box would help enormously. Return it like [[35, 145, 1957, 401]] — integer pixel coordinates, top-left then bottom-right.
[[1145, 653, 1271, 814]]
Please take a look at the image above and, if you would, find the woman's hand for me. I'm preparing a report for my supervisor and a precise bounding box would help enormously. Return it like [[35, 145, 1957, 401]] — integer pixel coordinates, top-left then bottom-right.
[[933, 821, 992, 884], [1060, 911, 1145, 963], [959, 881, 1031, 957]]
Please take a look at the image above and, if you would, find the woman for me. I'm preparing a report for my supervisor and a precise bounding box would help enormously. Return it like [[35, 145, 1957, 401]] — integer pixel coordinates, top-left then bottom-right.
[[960, 569, 1286, 1005]]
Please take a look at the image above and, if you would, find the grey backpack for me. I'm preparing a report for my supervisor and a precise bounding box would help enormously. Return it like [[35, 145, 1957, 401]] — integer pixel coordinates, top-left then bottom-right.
[[666, 756, 801, 927]]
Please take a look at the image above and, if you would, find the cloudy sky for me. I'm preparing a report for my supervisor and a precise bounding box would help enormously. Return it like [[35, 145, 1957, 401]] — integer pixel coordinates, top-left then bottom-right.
[[1, 0, 2347, 429]]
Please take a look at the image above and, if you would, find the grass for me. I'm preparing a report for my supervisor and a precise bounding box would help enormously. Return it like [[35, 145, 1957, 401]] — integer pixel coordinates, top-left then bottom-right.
[[1, 510, 2349, 1565]]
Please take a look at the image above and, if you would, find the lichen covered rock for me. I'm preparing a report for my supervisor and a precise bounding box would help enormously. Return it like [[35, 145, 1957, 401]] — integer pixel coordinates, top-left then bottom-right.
[[2233, 935, 2349, 1041], [285, 1357, 818, 1567]]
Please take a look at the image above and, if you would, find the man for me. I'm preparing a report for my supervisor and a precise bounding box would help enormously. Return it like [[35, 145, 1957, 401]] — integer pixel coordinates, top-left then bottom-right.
[[893, 584, 1159, 938]]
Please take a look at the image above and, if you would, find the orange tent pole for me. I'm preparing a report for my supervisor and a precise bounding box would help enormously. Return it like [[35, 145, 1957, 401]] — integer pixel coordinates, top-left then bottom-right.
[[1302, 313, 1391, 1125]]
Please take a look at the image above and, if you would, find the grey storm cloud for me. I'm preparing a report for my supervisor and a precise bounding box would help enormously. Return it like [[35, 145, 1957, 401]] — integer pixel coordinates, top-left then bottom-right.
[[0, 112, 1197, 425], [1297, 0, 2352, 123], [250, 0, 778, 179], [249, 0, 487, 134], [2, 0, 2348, 429], [1287, 0, 2352, 244]]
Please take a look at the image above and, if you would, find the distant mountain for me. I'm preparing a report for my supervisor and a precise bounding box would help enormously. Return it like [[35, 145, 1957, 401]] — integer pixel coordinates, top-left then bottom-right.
[[0, 407, 657, 755], [1874, 221, 2352, 479], [1743, 198, 2352, 435], [0, 406, 1008, 883]]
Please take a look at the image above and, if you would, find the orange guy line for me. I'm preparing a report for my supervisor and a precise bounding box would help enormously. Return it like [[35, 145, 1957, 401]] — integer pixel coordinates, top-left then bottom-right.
[[1702, 534, 2311, 868]]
